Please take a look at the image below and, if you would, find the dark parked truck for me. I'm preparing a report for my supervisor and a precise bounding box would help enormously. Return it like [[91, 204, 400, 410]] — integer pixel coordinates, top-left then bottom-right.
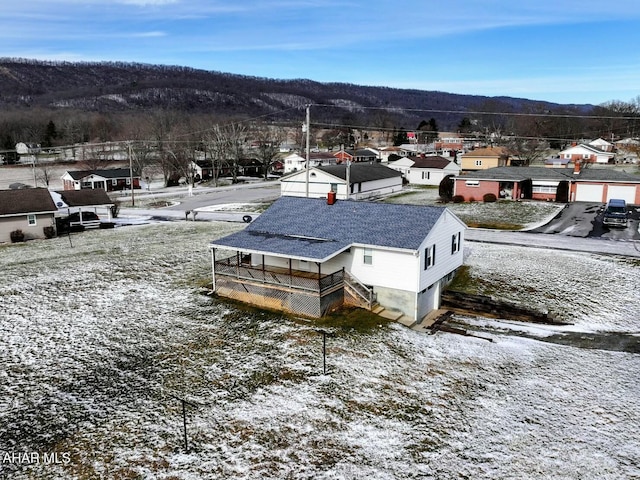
[[603, 199, 628, 228]]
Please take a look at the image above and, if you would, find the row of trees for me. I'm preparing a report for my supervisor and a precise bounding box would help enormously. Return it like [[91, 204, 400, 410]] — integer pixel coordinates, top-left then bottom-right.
[[3, 96, 640, 184]]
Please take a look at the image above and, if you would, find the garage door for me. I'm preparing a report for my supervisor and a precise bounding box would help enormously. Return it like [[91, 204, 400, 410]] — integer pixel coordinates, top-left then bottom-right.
[[606, 185, 637, 204], [575, 184, 604, 202]]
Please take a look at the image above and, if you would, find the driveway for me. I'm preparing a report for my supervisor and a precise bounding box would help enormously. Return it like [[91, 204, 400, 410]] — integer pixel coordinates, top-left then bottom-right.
[[529, 202, 640, 241]]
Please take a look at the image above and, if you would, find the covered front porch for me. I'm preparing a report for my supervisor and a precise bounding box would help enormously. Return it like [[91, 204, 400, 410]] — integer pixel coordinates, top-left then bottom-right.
[[211, 249, 346, 318]]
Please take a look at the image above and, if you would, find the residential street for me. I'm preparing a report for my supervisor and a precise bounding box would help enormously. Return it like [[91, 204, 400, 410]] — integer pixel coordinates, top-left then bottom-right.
[[466, 228, 640, 258]]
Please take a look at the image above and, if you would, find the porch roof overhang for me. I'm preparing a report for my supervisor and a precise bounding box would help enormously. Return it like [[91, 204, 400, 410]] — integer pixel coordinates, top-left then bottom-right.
[[210, 230, 351, 263]]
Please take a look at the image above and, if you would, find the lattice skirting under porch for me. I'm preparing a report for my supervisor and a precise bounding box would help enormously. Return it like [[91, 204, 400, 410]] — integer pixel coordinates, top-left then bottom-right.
[[215, 277, 344, 318]]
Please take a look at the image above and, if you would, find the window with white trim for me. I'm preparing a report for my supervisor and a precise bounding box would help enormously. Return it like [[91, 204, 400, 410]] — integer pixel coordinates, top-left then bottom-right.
[[126, 177, 131, 185], [27, 214, 36, 226], [475, 160, 482, 166], [532, 185, 556, 194], [363, 247, 373, 265], [465, 180, 479, 187], [451, 232, 461, 254], [112, 179, 117, 186], [424, 244, 436, 269]]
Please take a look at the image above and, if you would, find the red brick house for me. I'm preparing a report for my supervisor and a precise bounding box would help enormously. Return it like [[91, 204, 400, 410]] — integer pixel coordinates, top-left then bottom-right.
[[454, 165, 640, 204], [61, 168, 141, 191]]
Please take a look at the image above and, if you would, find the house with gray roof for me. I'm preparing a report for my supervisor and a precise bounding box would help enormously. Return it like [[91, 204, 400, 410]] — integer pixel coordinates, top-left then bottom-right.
[[61, 168, 141, 192], [454, 165, 640, 203], [280, 163, 403, 200], [210, 196, 466, 321], [50, 189, 115, 222], [0, 188, 57, 243], [388, 155, 460, 186]]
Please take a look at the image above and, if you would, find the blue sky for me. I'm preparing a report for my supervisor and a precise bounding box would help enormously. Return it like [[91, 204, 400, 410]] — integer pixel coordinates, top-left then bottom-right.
[[2, 0, 640, 105]]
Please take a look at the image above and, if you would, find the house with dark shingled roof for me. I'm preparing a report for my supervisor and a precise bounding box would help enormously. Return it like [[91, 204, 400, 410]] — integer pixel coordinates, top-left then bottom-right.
[[280, 163, 403, 200], [210, 196, 466, 322], [61, 168, 141, 192], [454, 165, 640, 203], [0, 188, 57, 243]]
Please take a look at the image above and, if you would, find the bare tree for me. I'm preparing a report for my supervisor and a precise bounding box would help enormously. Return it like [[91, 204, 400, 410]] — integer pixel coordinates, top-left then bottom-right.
[[36, 162, 56, 187], [207, 123, 246, 184], [252, 124, 285, 178]]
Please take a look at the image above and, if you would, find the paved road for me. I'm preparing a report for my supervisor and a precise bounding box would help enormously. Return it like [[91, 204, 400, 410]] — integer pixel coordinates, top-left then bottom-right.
[[117, 184, 640, 258], [466, 228, 640, 258]]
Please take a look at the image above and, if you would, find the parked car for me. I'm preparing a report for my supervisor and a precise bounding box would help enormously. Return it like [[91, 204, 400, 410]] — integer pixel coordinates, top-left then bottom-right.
[[57, 211, 101, 232], [602, 199, 628, 228]]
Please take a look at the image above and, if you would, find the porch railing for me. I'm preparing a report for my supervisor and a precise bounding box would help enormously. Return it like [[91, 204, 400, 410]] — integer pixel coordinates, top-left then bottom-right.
[[215, 257, 344, 294]]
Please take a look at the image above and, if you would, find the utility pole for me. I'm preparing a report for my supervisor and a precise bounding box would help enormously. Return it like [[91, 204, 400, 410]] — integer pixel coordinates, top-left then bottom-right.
[[128, 142, 135, 207], [305, 105, 311, 198]]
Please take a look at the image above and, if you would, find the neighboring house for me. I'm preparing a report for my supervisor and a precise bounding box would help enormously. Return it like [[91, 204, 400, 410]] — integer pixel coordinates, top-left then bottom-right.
[[0, 188, 57, 243], [453, 164, 640, 203], [333, 148, 379, 163], [588, 138, 615, 152], [460, 147, 511, 171], [280, 163, 403, 200], [378, 146, 403, 163], [388, 155, 461, 186], [544, 157, 573, 168], [558, 144, 614, 164], [210, 196, 466, 321], [61, 168, 141, 191], [50, 189, 115, 222], [282, 152, 338, 174]]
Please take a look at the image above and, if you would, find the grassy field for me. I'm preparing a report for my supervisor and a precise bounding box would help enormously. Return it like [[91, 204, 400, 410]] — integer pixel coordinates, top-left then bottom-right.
[[1, 222, 639, 479], [384, 187, 563, 230]]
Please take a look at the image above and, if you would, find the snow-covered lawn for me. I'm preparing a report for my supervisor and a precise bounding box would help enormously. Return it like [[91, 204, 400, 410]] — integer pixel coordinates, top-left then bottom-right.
[[1, 223, 639, 479]]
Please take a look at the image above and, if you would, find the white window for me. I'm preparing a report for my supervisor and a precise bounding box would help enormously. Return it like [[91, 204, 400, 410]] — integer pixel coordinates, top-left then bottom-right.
[[475, 160, 482, 166], [582, 154, 590, 159], [532, 185, 556, 194], [424, 244, 436, 269], [363, 247, 373, 265], [451, 232, 461, 254], [465, 180, 479, 187], [27, 214, 36, 226]]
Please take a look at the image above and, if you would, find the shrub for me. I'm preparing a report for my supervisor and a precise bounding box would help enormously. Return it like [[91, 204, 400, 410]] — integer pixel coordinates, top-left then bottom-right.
[[452, 195, 465, 203], [468, 197, 476, 203], [483, 193, 497, 203], [43, 226, 56, 239], [10, 229, 25, 243]]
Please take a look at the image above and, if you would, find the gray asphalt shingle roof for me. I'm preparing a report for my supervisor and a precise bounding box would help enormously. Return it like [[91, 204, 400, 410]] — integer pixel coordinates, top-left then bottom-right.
[[316, 164, 402, 184], [0, 188, 57, 216], [66, 168, 136, 180], [211, 196, 449, 261], [458, 166, 640, 183]]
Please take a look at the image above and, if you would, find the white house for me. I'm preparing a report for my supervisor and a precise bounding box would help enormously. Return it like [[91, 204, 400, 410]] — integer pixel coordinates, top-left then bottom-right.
[[558, 144, 615, 164], [388, 155, 461, 185], [282, 152, 337, 174], [280, 163, 403, 200], [588, 138, 615, 152], [210, 196, 466, 322]]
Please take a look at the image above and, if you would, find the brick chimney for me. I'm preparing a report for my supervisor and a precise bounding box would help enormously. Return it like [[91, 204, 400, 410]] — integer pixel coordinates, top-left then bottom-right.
[[573, 160, 581, 175], [327, 191, 337, 205]]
